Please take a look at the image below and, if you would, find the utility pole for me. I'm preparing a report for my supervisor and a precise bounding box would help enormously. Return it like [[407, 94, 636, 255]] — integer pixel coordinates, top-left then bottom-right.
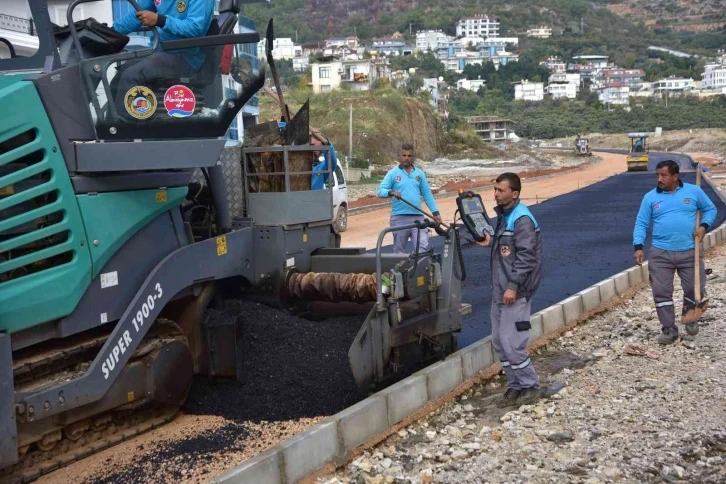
[[348, 103, 353, 180]]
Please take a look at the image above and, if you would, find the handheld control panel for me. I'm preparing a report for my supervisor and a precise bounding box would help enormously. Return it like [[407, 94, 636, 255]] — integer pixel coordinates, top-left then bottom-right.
[[456, 191, 494, 242]]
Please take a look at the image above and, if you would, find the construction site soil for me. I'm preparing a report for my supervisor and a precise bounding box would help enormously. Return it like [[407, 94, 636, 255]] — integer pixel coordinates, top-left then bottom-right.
[[349, 163, 590, 210], [40, 169, 726, 484]]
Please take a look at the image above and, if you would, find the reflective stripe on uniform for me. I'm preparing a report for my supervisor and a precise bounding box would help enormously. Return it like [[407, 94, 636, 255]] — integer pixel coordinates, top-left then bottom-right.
[[683, 297, 696, 304], [655, 300, 674, 308], [510, 358, 531, 370], [501, 361, 511, 367]]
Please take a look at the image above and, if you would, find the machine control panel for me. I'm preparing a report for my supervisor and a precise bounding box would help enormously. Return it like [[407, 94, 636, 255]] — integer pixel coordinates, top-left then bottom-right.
[[456, 191, 494, 242]]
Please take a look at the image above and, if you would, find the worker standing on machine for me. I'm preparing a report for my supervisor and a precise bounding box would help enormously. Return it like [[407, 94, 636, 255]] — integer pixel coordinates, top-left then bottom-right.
[[478, 172, 543, 407], [111, 0, 215, 118], [309, 128, 338, 190], [376, 143, 442, 253], [633, 160, 716, 344]]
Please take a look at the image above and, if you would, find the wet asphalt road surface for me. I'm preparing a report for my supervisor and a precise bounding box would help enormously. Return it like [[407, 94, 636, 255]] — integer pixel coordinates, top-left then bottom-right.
[[387, 171, 726, 348]]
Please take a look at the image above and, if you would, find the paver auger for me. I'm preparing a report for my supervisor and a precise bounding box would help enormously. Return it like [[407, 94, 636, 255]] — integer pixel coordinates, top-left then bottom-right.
[[0, 0, 490, 477]]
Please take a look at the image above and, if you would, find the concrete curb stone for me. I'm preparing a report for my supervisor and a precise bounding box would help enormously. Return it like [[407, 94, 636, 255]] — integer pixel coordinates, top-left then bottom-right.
[[561, 295, 584, 325], [335, 396, 389, 451], [541, 305, 565, 334], [613, 272, 631, 295], [418, 358, 464, 401]]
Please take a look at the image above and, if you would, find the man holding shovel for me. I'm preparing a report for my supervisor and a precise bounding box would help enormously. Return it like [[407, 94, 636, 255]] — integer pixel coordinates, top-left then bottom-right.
[[633, 160, 716, 344], [377, 143, 442, 253]]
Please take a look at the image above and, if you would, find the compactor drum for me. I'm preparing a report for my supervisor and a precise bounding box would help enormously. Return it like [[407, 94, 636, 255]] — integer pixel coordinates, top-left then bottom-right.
[[626, 133, 650, 172], [0, 1, 478, 479]]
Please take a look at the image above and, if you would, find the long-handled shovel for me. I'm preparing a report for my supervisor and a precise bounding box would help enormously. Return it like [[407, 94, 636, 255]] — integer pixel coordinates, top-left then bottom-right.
[[682, 165, 707, 324]]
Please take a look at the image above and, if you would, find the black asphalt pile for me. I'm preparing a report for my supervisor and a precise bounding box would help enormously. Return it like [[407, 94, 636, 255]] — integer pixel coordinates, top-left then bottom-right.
[[185, 300, 367, 421]]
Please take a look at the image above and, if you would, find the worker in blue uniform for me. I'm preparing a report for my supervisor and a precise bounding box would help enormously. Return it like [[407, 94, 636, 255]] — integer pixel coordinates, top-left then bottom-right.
[[633, 160, 717, 344], [376, 143, 441, 253], [111, 0, 215, 118], [478, 172, 543, 407], [309, 128, 338, 190]]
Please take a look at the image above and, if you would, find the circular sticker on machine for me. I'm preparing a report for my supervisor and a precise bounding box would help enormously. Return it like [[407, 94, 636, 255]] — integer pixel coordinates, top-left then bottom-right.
[[164, 85, 196, 117], [124, 86, 157, 120]]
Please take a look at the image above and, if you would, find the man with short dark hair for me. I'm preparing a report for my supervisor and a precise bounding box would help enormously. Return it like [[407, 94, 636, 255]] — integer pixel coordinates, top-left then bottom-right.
[[376, 143, 441, 253], [633, 159, 716, 344], [479, 172, 543, 407]]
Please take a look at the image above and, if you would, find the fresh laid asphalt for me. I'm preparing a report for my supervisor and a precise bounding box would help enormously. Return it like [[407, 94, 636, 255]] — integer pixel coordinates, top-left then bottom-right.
[[378, 166, 726, 348]]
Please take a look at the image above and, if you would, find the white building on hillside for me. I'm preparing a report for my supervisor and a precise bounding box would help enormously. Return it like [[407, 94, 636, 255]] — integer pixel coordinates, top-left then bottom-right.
[[527, 27, 552, 38], [257, 38, 296, 60], [598, 83, 630, 105], [701, 63, 726, 90], [311, 60, 343, 93], [514, 81, 544, 101], [652, 76, 695, 94], [572, 55, 609, 69], [456, 15, 500, 38], [549, 72, 581, 88], [457, 78, 486, 91], [541, 57, 566, 73], [416, 30, 453, 52], [546, 82, 577, 99]]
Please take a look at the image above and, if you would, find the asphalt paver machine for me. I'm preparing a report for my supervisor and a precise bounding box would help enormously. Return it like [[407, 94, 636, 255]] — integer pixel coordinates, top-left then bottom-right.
[[0, 0, 483, 477]]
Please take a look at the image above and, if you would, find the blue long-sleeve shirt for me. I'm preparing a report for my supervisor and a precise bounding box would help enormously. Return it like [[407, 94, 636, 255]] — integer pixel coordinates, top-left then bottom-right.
[[376, 165, 440, 216], [311, 143, 338, 190], [113, 0, 214, 70], [633, 181, 717, 251]]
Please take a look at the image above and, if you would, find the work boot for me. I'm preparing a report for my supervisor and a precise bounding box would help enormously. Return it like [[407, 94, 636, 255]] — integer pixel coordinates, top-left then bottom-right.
[[495, 388, 521, 408], [657, 327, 679, 345], [517, 387, 542, 406]]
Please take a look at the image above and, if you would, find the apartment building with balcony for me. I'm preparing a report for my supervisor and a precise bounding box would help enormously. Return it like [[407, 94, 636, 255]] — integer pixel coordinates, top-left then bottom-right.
[[597, 83, 630, 105], [415, 30, 453, 52], [596, 68, 645, 91], [455, 15, 500, 38], [514, 81, 544, 101], [467, 116, 515, 142], [701, 63, 726, 90], [546, 82, 576, 99], [370, 37, 411, 56], [652, 76, 695, 94], [540, 57, 566, 73]]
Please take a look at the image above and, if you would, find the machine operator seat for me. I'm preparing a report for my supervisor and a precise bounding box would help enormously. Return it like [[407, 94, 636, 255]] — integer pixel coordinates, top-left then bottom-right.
[[147, 0, 241, 113]]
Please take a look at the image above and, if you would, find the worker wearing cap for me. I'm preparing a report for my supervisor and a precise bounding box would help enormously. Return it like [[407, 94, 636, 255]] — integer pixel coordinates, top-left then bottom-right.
[[633, 159, 716, 345], [478, 172, 543, 407], [376, 143, 441, 253]]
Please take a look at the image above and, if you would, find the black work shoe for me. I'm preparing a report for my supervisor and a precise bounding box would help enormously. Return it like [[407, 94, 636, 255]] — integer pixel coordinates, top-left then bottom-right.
[[658, 327, 679, 345], [685, 322, 699, 336], [495, 388, 521, 408], [517, 387, 542, 406]]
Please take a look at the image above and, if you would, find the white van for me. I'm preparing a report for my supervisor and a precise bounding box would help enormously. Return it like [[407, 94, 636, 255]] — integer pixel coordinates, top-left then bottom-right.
[[328, 165, 349, 232]]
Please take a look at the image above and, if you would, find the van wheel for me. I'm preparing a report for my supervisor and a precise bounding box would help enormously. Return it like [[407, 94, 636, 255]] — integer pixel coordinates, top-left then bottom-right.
[[335, 205, 348, 233]]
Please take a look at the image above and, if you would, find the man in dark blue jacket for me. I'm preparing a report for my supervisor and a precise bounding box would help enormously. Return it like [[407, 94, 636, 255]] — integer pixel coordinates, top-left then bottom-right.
[[112, 0, 214, 118], [633, 160, 717, 344]]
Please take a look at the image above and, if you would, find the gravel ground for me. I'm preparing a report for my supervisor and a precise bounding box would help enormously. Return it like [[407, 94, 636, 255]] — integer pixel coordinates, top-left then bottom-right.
[[320, 244, 726, 484]]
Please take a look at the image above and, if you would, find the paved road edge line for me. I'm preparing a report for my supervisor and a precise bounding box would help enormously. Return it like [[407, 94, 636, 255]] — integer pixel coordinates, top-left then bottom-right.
[[212, 169, 726, 484]]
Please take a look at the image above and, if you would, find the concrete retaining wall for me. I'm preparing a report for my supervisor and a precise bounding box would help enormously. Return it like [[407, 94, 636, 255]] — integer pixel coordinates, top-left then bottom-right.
[[212, 173, 726, 484]]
